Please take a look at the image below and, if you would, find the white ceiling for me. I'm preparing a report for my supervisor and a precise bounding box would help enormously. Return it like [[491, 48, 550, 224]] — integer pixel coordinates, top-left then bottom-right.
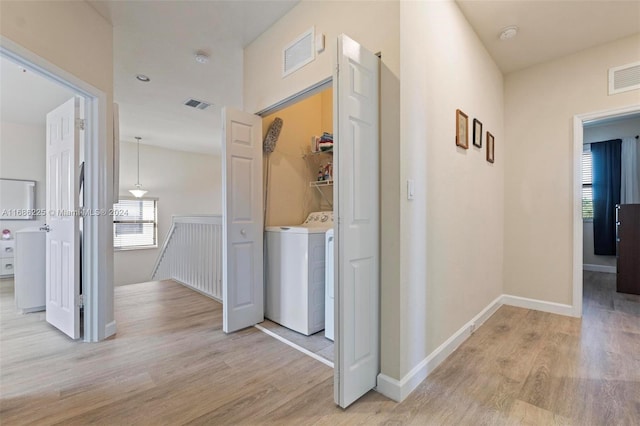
[[456, 0, 640, 74], [84, 0, 639, 155], [0, 56, 76, 126], [87, 0, 300, 155]]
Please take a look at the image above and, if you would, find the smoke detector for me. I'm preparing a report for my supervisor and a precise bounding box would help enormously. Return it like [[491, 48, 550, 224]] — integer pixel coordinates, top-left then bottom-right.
[[499, 26, 518, 41], [195, 52, 210, 64], [136, 74, 151, 82]]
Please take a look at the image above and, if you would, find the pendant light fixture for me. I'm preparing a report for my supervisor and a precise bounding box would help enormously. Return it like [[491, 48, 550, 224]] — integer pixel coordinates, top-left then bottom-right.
[[129, 136, 148, 198]]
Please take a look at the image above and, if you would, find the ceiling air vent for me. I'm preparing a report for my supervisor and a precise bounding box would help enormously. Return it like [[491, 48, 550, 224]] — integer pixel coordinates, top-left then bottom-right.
[[283, 27, 315, 78], [609, 61, 640, 95], [183, 98, 211, 110]]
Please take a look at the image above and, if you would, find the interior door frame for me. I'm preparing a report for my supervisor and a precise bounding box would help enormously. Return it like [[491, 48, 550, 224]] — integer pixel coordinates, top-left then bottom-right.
[[1, 37, 113, 342], [572, 103, 640, 318], [254, 71, 381, 404]]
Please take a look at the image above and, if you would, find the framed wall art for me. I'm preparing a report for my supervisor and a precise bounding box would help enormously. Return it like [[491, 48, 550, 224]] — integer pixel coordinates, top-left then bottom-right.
[[486, 131, 495, 163], [473, 118, 482, 148], [455, 109, 468, 149]]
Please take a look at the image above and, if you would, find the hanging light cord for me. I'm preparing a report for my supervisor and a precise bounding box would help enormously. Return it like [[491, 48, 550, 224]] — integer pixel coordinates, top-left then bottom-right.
[[135, 136, 141, 186]]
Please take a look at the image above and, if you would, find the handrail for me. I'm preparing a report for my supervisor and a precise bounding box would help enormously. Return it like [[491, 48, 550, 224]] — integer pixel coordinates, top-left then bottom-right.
[[151, 224, 175, 279]]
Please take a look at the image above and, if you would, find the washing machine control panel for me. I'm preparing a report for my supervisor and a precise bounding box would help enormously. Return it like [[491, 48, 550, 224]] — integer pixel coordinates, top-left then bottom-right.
[[303, 211, 334, 226]]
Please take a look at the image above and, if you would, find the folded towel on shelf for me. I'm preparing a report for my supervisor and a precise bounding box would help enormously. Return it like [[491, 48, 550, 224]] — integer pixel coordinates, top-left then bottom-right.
[[319, 142, 333, 151]]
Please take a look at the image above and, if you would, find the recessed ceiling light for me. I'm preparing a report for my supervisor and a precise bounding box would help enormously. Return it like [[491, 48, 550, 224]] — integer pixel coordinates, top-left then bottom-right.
[[499, 26, 519, 41], [136, 74, 151, 82], [195, 51, 210, 64]]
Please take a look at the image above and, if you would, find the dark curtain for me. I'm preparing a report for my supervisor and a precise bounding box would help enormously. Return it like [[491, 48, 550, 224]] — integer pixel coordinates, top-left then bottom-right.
[[592, 139, 622, 255]]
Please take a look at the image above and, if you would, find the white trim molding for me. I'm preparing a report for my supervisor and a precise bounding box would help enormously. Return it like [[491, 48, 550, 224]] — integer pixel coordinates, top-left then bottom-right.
[[376, 295, 503, 402], [583, 264, 617, 274], [254, 324, 334, 369], [376, 292, 581, 402], [105, 321, 117, 339], [500, 295, 575, 317]]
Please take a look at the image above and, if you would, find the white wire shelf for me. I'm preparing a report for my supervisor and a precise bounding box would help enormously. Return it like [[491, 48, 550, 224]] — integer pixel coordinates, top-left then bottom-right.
[[310, 180, 334, 187]]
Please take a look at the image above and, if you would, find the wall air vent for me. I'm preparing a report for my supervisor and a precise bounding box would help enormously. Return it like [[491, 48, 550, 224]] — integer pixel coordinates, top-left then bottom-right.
[[183, 98, 211, 110], [283, 27, 315, 78], [609, 61, 640, 95]]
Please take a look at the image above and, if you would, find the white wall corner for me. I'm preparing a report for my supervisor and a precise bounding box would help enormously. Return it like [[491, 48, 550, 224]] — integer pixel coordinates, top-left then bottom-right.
[[105, 320, 117, 339], [583, 264, 617, 274], [376, 296, 503, 402], [500, 294, 576, 317]]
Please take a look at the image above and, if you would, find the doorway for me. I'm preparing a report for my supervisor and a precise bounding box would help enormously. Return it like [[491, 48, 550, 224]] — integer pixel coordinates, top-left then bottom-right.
[[572, 104, 640, 316], [221, 34, 381, 408], [0, 42, 110, 342], [260, 86, 335, 364]]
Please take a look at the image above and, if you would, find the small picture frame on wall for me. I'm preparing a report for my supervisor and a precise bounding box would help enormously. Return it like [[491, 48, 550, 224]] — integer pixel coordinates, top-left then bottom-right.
[[486, 132, 495, 163], [456, 109, 469, 149], [473, 119, 483, 148]]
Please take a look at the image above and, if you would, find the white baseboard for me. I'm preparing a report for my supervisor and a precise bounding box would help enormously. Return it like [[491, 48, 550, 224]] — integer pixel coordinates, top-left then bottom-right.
[[376, 293, 578, 402], [105, 320, 117, 339], [376, 295, 503, 402], [19, 306, 45, 314], [500, 294, 574, 317], [583, 264, 616, 274]]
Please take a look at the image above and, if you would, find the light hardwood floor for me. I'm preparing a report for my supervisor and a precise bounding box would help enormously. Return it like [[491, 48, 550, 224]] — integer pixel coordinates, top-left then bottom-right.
[[1, 273, 638, 425]]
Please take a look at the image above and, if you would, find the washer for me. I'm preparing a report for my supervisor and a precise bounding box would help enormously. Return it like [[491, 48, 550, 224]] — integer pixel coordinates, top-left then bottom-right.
[[265, 211, 333, 335]]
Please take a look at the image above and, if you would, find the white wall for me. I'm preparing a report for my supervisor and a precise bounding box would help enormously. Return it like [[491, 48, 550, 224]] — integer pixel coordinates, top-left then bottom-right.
[[244, 0, 403, 380], [582, 116, 640, 269], [504, 34, 640, 305], [399, 0, 504, 377], [0, 121, 46, 233], [114, 142, 222, 286], [583, 116, 640, 144], [244, 0, 399, 114]]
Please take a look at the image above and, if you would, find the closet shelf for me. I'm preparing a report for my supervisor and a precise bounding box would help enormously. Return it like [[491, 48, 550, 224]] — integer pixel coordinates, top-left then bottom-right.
[[310, 180, 334, 187], [305, 148, 333, 156]]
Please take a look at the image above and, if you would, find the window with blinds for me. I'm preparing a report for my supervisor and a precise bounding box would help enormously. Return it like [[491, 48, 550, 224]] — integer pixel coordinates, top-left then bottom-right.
[[582, 150, 593, 220], [113, 199, 157, 250]]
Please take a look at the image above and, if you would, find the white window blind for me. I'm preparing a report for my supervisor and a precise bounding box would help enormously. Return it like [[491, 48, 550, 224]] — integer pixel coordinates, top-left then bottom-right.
[[113, 199, 157, 250], [582, 151, 593, 220]]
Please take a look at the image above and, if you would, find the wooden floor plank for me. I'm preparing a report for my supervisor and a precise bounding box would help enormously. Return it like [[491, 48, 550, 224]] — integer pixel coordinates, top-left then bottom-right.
[[1, 272, 638, 425]]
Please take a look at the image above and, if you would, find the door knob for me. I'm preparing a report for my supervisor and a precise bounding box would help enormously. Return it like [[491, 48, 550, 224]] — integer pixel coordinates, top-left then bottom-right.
[[40, 225, 50, 232], [240, 229, 246, 236]]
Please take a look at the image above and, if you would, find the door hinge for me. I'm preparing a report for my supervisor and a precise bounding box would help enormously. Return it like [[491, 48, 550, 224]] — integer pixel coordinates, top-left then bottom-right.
[[78, 294, 84, 308], [75, 118, 86, 131]]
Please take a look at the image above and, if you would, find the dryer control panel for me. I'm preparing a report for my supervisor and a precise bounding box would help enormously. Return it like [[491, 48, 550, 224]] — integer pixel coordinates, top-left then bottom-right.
[[303, 211, 334, 226]]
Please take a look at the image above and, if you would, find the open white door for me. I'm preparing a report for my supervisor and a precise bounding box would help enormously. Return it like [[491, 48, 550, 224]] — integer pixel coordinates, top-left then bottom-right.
[[44, 97, 81, 339], [222, 108, 264, 333], [334, 35, 380, 408]]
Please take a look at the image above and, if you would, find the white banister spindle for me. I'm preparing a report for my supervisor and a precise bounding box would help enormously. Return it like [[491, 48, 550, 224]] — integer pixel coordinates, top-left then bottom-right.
[[151, 215, 223, 301]]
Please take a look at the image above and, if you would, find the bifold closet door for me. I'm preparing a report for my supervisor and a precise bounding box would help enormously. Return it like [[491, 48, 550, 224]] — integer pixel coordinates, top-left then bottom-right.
[[334, 34, 380, 409], [221, 107, 264, 333]]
